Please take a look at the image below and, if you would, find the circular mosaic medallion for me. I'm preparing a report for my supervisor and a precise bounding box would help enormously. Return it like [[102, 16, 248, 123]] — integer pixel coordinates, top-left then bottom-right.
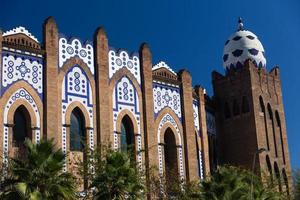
[[79, 49, 87, 57], [127, 61, 133, 69], [66, 46, 74, 54], [116, 58, 122, 66]]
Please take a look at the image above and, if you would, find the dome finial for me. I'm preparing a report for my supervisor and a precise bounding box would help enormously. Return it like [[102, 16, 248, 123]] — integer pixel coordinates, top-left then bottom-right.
[[238, 17, 244, 31]]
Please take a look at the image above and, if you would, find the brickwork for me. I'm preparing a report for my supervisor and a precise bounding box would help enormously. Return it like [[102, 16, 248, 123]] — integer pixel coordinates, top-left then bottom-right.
[[213, 60, 292, 191], [0, 18, 292, 197]]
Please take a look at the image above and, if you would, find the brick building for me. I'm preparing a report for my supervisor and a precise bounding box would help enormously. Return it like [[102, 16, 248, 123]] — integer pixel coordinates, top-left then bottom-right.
[[0, 17, 291, 194]]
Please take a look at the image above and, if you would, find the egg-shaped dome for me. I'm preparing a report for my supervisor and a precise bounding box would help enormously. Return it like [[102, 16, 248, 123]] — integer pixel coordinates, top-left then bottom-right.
[[223, 18, 266, 70]]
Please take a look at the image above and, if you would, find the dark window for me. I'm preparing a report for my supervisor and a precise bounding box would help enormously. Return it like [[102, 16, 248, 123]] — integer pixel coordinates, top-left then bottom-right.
[[164, 128, 179, 195], [224, 101, 231, 119], [266, 155, 273, 184], [282, 169, 289, 195], [268, 104, 278, 157], [260, 96, 270, 150], [233, 99, 240, 116], [275, 111, 286, 164], [274, 162, 282, 192], [241, 96, 250, 113], [13, 106, 31, 147], [70, 108, 85, 151], [120, 115, 135, 157]]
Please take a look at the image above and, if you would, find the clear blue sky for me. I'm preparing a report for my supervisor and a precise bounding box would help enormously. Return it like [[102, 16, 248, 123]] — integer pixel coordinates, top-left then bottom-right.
[[1, 0, 299, 169]]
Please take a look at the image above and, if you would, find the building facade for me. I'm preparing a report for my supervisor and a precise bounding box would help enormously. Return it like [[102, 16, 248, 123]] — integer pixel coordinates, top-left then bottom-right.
[[0, 17, 291, 194]]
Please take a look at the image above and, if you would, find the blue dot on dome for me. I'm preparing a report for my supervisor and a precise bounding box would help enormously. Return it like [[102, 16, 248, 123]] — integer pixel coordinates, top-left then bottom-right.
[[233, 36, 242, 41], [223, 54, 229, 62], [248, 48, 259, 56], [232, 49, 243, 57], [246, 35, 255, 40]]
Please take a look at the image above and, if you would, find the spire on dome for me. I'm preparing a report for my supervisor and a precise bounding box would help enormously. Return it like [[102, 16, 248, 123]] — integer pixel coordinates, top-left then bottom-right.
[[237, 17, 244, 31]]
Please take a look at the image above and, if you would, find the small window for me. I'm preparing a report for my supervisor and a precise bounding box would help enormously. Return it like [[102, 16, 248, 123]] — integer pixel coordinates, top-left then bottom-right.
[[70, 108, 85, 151]]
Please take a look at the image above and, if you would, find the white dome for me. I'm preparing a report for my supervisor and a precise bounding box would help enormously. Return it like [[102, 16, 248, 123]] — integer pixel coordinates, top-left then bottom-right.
[[223, 19, 266, 69]]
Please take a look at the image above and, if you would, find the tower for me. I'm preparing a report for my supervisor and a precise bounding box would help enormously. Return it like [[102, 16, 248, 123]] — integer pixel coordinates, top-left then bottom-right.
[[213, 18, 291, 193]]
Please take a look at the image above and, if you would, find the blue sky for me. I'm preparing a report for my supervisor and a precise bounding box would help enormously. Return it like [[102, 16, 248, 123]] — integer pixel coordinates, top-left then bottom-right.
[[1, 0, 299, 169]]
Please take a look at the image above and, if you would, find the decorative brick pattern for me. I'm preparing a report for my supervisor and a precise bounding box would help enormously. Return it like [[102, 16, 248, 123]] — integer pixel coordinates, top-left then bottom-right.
[[109, 49, 141, 84]]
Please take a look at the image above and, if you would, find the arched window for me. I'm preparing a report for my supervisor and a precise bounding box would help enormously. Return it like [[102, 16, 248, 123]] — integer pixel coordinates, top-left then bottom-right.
[[13, 106, 31, 147], [232, 99, 240, 116], [164, 128, 179, 194], [260, 96, 270, 150], [282, 169, 289, 195], [70, 108, 85, 151], [274, 162, 282, 192], [266, 155, 273, 184], [268, 104, 278, 157], [241, 96, 250, 113], [224, 101, 231, 119], [120, 115, 135, 157], [275, 111, 285, 164]]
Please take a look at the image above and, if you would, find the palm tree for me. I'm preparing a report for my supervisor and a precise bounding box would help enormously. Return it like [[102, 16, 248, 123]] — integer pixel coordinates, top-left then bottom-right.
[[88, 149, 145, 200], [0, 139, 77, 200], [293, 170, 300, 200], [200, 165, 284, 200]]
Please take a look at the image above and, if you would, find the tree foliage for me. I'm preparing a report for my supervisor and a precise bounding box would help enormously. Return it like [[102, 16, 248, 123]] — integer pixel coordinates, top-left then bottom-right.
[[200, 165, 286, 200], [0, 139, 77, 200], [77, 147, 145, 200]]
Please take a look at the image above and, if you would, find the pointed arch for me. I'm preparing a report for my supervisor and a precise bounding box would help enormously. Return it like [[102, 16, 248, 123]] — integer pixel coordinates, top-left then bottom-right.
[[120, 115, 135, 157], [266, 155, 273, 183], [275, 110, 285, 164], [58, 56, 95, 86], [260, 96, 270, 150], [64, 101, 92, 152], [274, 162, 282, 192], [156, 111, 185, 182], [268, 104, 278, 157], [69, 107, 86, 151], [164, 127, 179, 194], [115, 109, 141, 163], [111, 73, 144, 169], [282, 168, 289, 195], [2, 86, 42, 162], [12, 105, 32, 148]]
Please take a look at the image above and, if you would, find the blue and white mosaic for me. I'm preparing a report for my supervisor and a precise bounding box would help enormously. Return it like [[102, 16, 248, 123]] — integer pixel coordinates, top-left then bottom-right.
[[157, 113, 184, 180], [2, 88, 41, 166], [153, 82, 181, 120], [193, 100, 200, 134], [61, 65, 94, 171], [2, 51, 43, 98], [109, 49, 141, 84], [59, 37, 94, 75], [193, 100, 205, 179], [112, 76, 143, 168]]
